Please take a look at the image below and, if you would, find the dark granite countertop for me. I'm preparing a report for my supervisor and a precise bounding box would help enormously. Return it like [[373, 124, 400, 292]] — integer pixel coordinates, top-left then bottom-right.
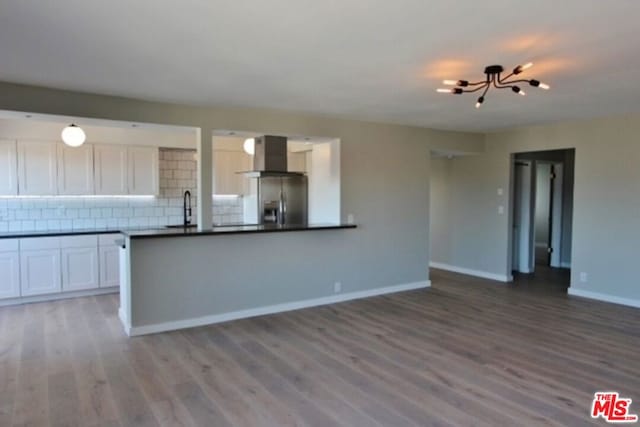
[[0, 228, 129, 239], [0, 223, 357, 240], [120, 223, 357, 239]]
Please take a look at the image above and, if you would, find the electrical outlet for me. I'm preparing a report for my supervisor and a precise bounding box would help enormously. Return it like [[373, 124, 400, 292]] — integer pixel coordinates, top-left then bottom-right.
[[498, 205, 505, 215], [580, 272, 588, 283], [347, 214, 354, 224], [334, 282, 342, 293], [497, 188, 503, 196]]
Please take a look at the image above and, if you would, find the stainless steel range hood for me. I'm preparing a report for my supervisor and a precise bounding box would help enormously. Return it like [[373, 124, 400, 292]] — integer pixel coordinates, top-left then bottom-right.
[[242, 135, 304, 177]]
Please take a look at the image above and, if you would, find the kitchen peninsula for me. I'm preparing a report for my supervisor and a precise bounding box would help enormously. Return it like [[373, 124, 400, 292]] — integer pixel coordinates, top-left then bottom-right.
[[118, 223, 359, 336]]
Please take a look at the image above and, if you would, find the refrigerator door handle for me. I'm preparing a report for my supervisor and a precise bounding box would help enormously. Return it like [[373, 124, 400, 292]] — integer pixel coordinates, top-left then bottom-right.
[[280, 190, 287, 224]]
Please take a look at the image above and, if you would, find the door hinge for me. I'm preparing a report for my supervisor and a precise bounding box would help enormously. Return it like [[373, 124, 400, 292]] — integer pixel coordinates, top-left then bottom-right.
[[547, 247, 553, 254]]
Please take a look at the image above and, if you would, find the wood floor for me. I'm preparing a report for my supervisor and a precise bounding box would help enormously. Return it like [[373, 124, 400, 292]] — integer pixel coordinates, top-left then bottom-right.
[[1, 269, 639, 427]]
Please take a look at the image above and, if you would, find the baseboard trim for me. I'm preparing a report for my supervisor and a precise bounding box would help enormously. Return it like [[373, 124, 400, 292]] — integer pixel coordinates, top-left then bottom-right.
[[128, 280, 431, 336], [0, 287, 118, 307], [429, 262, 511, 283], [568, 288, 640, 309]]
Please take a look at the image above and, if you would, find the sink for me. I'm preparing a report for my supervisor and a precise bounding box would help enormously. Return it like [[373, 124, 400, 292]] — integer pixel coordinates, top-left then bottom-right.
[[165, 224, 197, 229]]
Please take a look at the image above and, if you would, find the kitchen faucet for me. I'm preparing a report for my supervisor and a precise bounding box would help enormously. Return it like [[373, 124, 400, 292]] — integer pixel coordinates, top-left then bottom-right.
[[183, 190, 192, 227]]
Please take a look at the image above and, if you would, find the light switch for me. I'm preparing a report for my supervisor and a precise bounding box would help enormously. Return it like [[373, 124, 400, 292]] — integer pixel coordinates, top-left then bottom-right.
[[497, 188, 503, 196], [498, 205, 505, 215], [347, 214, 354, 224]]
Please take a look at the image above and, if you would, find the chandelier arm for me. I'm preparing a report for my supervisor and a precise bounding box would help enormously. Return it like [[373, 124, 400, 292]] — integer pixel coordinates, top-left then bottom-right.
[[462, 83, 490, 94], [466, 80, 487, 87], [494, 82, 515, 89], [480, 84, 490, 98], [499, 72, 515, 82], [492, 75, 506, 88], [500, 78, 530, 85]]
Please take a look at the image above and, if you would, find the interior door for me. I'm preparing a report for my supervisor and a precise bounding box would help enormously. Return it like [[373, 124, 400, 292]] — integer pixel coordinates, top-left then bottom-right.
[[512, 160, 535, 273], [549, 163, 564, 267]]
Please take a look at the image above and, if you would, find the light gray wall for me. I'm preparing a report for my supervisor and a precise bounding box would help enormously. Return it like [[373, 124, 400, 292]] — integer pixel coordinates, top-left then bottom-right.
[[435, 115, 640, 302], [0, 81, 484, 303], [429, 157, 453, 264]]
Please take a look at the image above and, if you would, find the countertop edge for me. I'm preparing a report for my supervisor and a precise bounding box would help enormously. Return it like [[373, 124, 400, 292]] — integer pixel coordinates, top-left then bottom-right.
[[121, 224, 357, 239], [0, 229, 125, 239]]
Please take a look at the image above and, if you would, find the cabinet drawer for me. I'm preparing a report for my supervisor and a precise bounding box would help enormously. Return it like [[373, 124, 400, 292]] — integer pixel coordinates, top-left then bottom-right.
[[98, 233, 121, 247], [60, 234, 98, 248], [20, 236, 61, 250], [0, 239, 19, 252]]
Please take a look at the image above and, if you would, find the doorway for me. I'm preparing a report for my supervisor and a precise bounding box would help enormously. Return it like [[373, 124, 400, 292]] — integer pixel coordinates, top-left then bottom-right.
[[510, 149, 575, 291]]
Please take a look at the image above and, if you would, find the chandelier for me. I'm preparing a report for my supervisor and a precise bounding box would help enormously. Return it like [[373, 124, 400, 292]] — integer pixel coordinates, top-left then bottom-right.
[[437, 63, 550, 108]]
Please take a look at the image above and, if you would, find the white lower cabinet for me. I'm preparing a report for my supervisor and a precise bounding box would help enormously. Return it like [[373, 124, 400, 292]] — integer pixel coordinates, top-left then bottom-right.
[[62, 247, 99, 291], [20, 249, 62, 296], [99, 246, 120, 288], [0, 251, 20, 299], [60, 235, 99, 292], [0, 233, 120, 302]]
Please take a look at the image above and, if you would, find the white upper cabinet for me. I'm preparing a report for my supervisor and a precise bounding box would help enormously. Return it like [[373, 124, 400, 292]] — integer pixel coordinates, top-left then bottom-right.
[[17, 141, 57, 195], [128, 146, 159, 195], [214, 150, 251, 195], [94, 144, 127, 195], [288, 152, 307, 173], [57, 143, 94, 195], [0, 139, 18, 195]]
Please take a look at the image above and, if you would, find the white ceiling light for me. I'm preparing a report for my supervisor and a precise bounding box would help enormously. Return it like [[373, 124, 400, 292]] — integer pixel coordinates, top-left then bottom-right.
[[243, 138, 255, 155], [61, 124, 86, 147]]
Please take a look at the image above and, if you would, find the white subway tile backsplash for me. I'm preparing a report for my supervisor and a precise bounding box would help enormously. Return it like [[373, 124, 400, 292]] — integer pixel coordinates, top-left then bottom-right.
[[0, 147, 245, 232]]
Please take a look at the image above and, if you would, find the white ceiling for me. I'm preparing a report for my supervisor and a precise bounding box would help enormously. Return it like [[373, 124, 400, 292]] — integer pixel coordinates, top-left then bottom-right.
[[1, 0, 639, 132]]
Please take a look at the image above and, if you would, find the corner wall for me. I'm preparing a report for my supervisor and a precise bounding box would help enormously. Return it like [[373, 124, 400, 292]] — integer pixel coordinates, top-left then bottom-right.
[[433, 114, 640, 305]]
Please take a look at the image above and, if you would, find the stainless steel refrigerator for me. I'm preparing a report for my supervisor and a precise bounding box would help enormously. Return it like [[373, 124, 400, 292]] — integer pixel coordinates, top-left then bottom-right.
[[258, 175, 308, 225]]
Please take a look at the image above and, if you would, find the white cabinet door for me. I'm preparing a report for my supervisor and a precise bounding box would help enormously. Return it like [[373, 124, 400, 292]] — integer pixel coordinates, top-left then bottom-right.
[[214, 150, 250, 195], [94, 144, 127, 195], [213, 150, 230, 195], [0, 139, 18, 195], [61, 246, 99, 291], [20, 249, 61, 296], [288, 152, 307, 173], [0, 251, 20, 299], [234, 151, 252, 195], [17, 141, 57, 195], [57, 143, 94, 195], [99, 246, 119, 288], [128, 146, 159, 195]]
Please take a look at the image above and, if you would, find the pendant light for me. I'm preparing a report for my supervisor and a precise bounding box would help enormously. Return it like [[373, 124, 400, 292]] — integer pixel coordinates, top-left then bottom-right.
[[61, 124, 86, 147], [243, 138, 255, 155]]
